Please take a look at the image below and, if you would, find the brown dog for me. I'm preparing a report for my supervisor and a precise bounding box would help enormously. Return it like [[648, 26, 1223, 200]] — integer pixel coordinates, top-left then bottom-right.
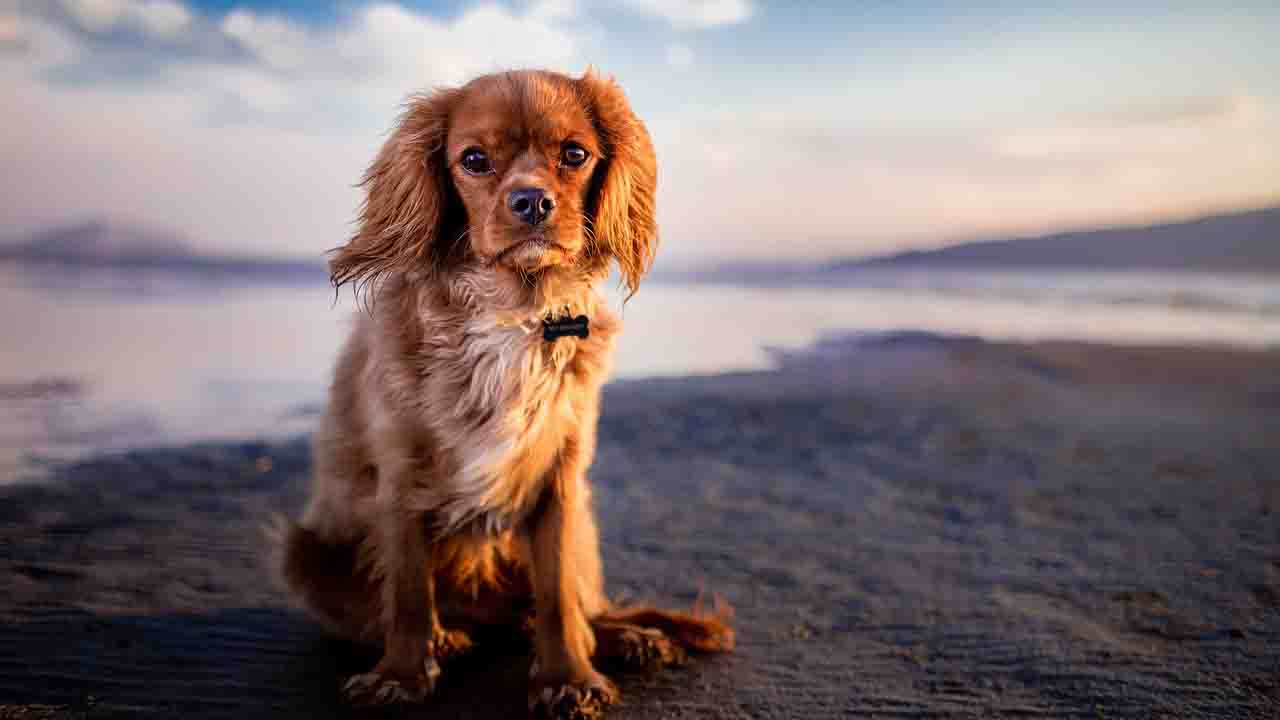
[[279, 69, 733, 718]]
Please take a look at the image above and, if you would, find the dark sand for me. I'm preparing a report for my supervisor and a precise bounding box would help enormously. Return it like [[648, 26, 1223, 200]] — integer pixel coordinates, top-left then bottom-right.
[[1, 335, 1278, 719]]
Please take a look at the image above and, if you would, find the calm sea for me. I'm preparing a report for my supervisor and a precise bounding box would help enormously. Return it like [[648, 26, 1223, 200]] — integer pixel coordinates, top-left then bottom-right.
[[2, 262, 1277, 482]]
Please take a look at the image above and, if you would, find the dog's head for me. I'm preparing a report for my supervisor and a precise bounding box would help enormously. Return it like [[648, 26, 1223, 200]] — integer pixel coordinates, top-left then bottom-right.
[[331, 69, 657, 299]]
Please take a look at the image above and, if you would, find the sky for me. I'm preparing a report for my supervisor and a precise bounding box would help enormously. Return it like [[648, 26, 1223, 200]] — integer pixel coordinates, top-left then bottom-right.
[[1, 0, 1278, 264]]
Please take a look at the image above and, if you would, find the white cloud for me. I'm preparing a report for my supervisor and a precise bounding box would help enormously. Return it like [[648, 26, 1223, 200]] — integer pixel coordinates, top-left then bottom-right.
[[529, 0, 578, 21], [177, 62, 295, 113], [665, 43, 693, 68], [340, 2, 578, 91], [621, 0, 752, 29], [220, 10, 313, 72], [203, 2, 581, 121], [9, 1, 587, 127], [60, 0, 192, 40]]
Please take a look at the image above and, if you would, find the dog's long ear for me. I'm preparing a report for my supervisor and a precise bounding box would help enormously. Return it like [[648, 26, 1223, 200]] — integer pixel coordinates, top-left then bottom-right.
[[330, 87, 463, 301], [578, 69, 658, 298]]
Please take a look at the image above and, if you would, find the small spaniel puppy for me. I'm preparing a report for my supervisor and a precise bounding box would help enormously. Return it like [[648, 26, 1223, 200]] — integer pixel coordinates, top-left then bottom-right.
[[280, 69, 733, 718]]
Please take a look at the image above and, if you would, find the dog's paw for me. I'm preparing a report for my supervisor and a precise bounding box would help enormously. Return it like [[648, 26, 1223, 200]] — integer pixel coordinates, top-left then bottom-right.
[[528, 670, 617, 720], [341, 657, 441, 707], [431, 627, 474, 663], [596, 625, 686, 672]]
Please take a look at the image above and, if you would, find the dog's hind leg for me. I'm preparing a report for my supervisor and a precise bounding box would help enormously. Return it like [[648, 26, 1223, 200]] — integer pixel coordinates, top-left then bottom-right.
[[280, 511, 472, 707]]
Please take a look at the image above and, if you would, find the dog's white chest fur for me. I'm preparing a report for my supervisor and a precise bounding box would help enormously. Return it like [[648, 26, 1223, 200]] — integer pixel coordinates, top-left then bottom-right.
[[423, 311, 595, 534]]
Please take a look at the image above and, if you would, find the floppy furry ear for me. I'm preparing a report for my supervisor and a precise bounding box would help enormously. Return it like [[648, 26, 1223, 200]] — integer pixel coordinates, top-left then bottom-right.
[[578, 69, 658, 298], [329, 88, 463, 300]]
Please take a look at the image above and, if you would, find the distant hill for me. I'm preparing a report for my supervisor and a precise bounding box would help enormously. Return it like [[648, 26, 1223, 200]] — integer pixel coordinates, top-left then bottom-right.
[[833, 205, 1280, 274], [0, 219, 325, 280], [0, 220, 196, 263]]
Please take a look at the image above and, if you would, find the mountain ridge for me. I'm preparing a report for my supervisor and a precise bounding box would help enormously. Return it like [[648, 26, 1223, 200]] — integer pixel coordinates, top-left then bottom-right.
[[0, 219, 325, 275], [830, 204, 1280, 274], [1, 220, 197, 263]]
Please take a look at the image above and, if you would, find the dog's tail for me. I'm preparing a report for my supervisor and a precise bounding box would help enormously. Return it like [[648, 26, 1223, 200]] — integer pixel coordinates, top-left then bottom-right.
[[266, 516, 381, 645], [600, 597, 736, 654]]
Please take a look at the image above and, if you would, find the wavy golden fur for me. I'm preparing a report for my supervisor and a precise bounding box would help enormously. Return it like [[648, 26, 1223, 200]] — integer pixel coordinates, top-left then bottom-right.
[[280, 69, 732, 717]]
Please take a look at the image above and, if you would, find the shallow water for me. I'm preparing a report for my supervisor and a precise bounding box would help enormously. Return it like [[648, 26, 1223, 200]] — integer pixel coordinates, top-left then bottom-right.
[[2, 262, 1277, 481]]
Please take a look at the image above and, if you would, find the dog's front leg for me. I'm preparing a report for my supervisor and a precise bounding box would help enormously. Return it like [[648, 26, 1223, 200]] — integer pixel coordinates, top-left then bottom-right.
[[342, 460, 441, 706], [525, 446, 616, 719]]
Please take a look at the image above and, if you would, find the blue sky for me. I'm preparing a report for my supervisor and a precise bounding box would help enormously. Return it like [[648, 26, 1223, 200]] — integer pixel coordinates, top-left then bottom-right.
[[2, 0, 1277, 262]]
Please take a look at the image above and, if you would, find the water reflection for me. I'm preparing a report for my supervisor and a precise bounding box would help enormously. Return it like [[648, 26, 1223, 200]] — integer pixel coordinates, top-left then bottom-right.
[[2, 263, 1277, 481]]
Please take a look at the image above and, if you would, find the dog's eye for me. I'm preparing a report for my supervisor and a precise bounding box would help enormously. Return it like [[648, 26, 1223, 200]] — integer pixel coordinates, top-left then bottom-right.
[[560, 143, 589, 168], [459, 148, 494, 175]]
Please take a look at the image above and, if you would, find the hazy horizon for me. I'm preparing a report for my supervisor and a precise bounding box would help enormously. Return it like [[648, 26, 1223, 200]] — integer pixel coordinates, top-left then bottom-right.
[[6, 200, 1279, 274]]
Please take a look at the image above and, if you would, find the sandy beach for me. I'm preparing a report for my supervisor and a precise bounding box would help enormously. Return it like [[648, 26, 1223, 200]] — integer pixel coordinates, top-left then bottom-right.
[[1, 334, 1277, 719]]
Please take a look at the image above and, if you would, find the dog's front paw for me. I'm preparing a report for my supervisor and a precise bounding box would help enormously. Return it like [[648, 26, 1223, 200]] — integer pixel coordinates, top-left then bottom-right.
[[528, 669, 617, 720], [342, 657, 441, 707], [430, 626, 474, 663]]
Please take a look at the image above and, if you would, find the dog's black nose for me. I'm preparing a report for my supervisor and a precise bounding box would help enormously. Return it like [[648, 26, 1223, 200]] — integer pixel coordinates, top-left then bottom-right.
[[507, 188, 554, 226]]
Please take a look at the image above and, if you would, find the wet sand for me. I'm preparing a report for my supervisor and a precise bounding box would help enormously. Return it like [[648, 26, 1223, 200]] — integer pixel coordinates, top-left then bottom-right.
[[1, 334, 1278, 718]]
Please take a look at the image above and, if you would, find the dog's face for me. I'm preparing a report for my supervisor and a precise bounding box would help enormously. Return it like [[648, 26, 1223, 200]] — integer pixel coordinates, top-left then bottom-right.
[[446, 74, 600, 273], [331, 70, 658, 298]]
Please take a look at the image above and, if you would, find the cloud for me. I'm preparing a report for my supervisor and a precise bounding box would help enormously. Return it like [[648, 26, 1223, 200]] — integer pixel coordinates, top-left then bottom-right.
[[654, 97, 1280, 260], [59, 0, 192, 40], [529, 0, 578, 21], [339, 2, 580, 94], [992, 94, 1267, 160], [1082, 94, 1264, 130], [17, 1, 584, 126], [664, 43, 692, 67], [219, 9, 311, 72], [621, 0, 752, 29], [0, 10, 79, 66]]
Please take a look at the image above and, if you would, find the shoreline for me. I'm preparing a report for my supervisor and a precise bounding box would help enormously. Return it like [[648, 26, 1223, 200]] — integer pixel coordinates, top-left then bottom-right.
[[1, 335, 1278, 718], [5, 330, 1278, 487]]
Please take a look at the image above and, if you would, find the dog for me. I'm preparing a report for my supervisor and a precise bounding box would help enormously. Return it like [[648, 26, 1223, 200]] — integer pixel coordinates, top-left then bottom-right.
[[279, 69, 733, 718]]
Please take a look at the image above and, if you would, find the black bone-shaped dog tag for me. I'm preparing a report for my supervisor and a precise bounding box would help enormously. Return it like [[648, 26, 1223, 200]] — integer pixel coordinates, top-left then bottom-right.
[[543, 315, 589, 341]]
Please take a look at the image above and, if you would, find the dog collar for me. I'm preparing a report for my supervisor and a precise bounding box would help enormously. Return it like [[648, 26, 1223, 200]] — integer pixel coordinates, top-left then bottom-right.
[[542, 314, 589, 341]]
